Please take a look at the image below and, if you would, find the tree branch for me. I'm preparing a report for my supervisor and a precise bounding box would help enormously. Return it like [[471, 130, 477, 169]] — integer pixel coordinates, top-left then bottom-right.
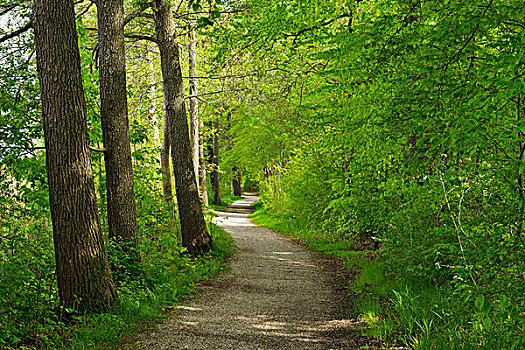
[[124, 34, 157, 43], [181, 67, 292, 80], [76, 0, 95, 19], [0, 4, 16, 17], [0, 21, 32, 45], [285, 14, 350, 44], [90, 146, 106, 153], [185, 88, 248, 99]]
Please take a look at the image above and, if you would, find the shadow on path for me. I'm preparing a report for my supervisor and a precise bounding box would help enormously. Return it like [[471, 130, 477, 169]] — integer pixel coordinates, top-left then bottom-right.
[[131, 193, 373, 349]]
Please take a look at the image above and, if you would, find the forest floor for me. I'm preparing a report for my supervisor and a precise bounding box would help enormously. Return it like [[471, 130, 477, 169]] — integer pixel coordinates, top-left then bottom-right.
[[127, 194, 375, 349]]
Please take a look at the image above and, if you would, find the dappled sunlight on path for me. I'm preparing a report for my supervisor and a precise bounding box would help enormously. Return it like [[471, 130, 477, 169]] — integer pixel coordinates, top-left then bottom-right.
[[131, 194, 372, 349]]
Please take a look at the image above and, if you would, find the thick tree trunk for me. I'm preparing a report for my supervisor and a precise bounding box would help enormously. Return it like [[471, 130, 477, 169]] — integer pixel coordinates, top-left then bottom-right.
[[212, 117, 221, 205], [232, 167, 242, 196], [188, 22, 199, 189], [153, 0, 211, 254], [199, 119, 209, 207], [97, 0, 139, 249], [33, 0, 116, 309]]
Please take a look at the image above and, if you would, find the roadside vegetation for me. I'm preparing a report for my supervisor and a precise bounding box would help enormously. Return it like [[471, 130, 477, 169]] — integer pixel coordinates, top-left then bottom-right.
[[1, 178, 234, 349], [252, 199, 524, 349]]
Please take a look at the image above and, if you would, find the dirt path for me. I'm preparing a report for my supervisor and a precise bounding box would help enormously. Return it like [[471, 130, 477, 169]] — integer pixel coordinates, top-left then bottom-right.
[[131, 194, 369, 349]]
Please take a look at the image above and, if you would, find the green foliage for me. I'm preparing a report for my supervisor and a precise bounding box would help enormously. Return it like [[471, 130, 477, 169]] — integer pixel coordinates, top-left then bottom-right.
[[0, 180, 234, 349], [216, 0, 525, 346]]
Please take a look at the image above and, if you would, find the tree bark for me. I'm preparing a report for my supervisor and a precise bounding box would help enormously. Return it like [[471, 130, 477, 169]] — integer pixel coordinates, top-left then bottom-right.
[[188, 21, 199, 190], [148, 44, 161, 146], [97, 0, 139, 249], [199, 119, 209, 207], [33, 0, 116, 310], [161, 58, 173, 202], [212, 117, 221, 205], [232, 166, 242, 196], [153, 0, 211, 254], [161, 104, 173, 201]]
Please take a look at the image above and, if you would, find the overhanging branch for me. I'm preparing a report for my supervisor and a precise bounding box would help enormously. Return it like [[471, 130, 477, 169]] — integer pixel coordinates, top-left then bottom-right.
[[0, 21, 32, 45]]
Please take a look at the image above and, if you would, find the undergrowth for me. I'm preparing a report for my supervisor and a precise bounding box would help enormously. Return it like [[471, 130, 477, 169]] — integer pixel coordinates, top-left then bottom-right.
[[0, 196, 234, 350], [250, 200, 525, 350]]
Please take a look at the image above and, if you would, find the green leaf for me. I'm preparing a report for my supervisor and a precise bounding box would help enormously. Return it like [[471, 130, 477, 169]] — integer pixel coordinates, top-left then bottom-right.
[[483, 316, 492, 329], [196, 17, 214, 29], [475, 295, 485, 311]]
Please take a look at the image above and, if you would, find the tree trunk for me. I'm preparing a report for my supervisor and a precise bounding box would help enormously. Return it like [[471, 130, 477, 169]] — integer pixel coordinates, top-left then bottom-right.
[[232, 166, 242, 196], [212, 117, 221, 205], [148, 44, 160, 146], [199, 119, 209, 207], [153, 0, 211, 254], [161, 83, 173, 201], [188, 21, 199, 189], [97, 0, 139, 250], [33, 0, 116, 310]]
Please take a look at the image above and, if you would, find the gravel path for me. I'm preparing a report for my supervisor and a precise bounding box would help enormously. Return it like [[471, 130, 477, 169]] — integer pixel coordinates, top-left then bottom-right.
[[131, 194, 368, 349]]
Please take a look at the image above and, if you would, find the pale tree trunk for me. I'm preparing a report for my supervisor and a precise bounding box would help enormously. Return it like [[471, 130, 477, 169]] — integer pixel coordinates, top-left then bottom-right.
[[153, 0, 211, 254], [212, 117, 221, 205], [97, 0, 139, 250], [33, 0, 116, 310], [188, 21, 199, 189], [148, 44, 160, 146], [199, 119, 209, 207]]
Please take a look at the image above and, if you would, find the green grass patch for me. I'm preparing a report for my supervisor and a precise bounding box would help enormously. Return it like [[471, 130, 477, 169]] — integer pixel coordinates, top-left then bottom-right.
[[208, 195, 244, 212], [249, 200, 525, 350], [1, 222, 234, 350]]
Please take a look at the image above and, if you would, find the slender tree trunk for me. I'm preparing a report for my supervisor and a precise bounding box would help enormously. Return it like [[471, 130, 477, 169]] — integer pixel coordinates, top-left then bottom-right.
[[212, 117, 221, 205], [33, 0, 116, 310], [160, 56, 172, 202], [199, 119, 209, 207], [161, 105, 173, 201], [148, 44, 160, 146], [153, 0, 211, 254], [97, 0, 138, 249], [188, 21, 199, 189], [232, 167, 242, 196]]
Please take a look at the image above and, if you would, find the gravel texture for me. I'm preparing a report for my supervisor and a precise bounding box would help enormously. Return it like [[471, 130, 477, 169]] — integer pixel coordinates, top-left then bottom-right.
[[130, 194, 370, 349]]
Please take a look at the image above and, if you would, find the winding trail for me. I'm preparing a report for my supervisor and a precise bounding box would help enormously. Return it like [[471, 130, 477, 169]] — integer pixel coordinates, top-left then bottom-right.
[[132, 194, 368, 349]]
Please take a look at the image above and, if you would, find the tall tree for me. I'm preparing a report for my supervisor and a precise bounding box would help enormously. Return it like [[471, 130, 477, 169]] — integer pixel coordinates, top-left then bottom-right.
[[199, 119, 209, 207], [232, 167, 242, 196], [32, 0, 116, 309], [97, 0, 139, 249], [188, 21, 199, 189], [161, 96, 173, 201], [153, 0, 211, 254], [212, 117, 221, 205]]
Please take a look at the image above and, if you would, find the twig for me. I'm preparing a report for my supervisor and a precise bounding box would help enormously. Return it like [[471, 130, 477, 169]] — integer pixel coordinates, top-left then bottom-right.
[[440, 172, 478, 288]]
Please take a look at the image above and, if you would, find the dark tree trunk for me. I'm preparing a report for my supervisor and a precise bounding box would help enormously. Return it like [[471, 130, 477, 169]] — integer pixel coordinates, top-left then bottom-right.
[[97, 0, 138, 250], [160, 66, 173, 202], [33, 0, 116, 310], [153, 0, 211, 254], [199, 119, 209, 207], [161, 107, 173, 201], [232, 167, 242, 196], [212, 117, 221, 205]]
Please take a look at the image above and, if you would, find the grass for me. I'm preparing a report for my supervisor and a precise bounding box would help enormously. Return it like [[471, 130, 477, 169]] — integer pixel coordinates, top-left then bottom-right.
[[3, 222, 235, 350], [69, 222, 234, 350], [249, 200, 525, 349], [208, 194, 244, 212]]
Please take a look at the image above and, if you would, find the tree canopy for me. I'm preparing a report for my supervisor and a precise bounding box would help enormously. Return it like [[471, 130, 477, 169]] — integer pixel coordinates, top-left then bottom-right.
[[0, 0, 523, 348]]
